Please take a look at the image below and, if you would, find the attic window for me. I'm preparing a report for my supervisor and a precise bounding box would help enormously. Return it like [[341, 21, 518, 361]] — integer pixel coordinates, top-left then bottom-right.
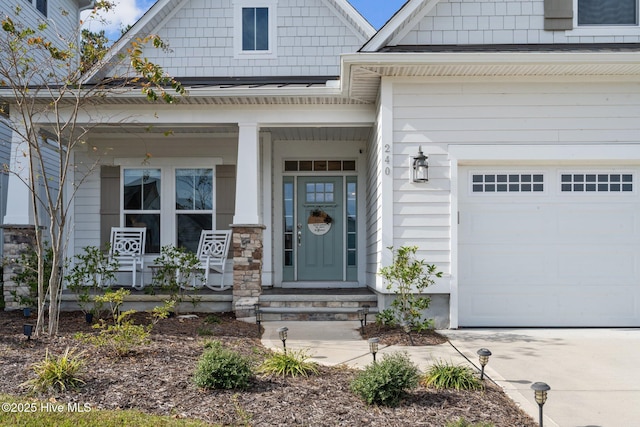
[[578, 0, 638, 26], [233, 0, 277, 59], [243, 7, 269, 51]]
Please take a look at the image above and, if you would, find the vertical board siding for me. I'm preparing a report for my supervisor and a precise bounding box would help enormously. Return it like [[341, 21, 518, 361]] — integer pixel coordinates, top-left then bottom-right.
[[397, 0, 640, 45], [126, 0, 367, 77], [73, 152, 102, 255]]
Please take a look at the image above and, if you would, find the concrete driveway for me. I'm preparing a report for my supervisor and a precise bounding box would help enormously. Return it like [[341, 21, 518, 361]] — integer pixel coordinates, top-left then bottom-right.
[[441, 329, 640, 427]]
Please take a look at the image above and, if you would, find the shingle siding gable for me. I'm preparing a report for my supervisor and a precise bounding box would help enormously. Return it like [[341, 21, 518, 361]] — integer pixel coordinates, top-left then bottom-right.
[[394, 0, 640, 46], [136, 0, 367, 77]]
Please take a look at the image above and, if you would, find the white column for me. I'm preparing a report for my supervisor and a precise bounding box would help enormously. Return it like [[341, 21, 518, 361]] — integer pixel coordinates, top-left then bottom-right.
[[233, 122, 261, 224], [3, 127, 33, 225]]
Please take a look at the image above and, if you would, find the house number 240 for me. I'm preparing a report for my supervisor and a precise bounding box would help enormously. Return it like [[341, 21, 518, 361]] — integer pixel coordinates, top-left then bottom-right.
[[384, 144, 391, 175]]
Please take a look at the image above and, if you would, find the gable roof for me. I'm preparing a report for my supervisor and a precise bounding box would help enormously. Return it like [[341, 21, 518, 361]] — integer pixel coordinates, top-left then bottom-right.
[[360, 0, 438, 52], [85, 0, 375, 83]]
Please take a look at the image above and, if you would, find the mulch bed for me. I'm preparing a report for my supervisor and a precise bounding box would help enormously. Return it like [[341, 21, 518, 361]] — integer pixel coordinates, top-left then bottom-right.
[[0, 310, 536, 426]]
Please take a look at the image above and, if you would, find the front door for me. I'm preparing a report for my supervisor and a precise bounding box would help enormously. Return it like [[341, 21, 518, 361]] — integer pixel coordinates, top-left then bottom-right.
[[297, 177, 343, 281]]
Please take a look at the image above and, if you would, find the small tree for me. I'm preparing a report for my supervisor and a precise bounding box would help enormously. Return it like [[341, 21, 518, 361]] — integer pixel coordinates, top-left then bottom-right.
[[0, 4, 184, 336], [378, 246, 442, 330]]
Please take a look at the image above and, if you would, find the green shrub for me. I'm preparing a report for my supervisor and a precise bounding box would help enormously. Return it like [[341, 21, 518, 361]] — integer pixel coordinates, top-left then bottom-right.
[[258, 349, 319, 377], [446, 418, 494, 427], [193, 341, 253, 390], [378, 246, 443, 331], [422, 361, 483, 391], [75, 288, 151, 357], [350, 351, 419, 406], [23, 347, 86, 392]]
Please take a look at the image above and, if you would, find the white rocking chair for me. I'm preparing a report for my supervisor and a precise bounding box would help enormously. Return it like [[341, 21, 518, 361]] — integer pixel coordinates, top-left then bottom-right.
[[109, 227, 146, 290], [196, 230, 232, 291]]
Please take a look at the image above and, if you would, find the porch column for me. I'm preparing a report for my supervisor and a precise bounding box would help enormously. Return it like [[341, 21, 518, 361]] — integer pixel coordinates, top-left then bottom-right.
[[233, 123, 260, 224], [4, 128, 33, 225], [231, 123, 265, 319]]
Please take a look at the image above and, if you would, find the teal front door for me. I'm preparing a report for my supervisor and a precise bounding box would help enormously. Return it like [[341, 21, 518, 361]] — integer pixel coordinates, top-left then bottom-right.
[[297, 177, 343, 281]]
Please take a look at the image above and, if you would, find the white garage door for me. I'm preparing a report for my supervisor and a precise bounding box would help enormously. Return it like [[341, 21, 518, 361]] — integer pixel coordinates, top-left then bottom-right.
[[459, 166, 640, 327]]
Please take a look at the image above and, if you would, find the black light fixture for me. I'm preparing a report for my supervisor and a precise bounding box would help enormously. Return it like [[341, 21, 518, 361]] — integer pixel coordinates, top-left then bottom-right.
[[23, 307, 31, 318], [368, 337, 379, 363], [477, 348, 492, 380], [362, 305, 369, 326], [277, 326, 288, 354], [23, 324, 33, 340], [531, 382, 551, 427], [255, 309, 263, 335], [357, 309, 365, 334], [412, 146, 429, 182]]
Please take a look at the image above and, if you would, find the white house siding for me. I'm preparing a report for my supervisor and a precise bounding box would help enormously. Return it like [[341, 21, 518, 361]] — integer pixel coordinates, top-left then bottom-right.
[[134, 0, 368, 77], [365, 102, 383, 289], [391, 80, 452, 275], [390, 77, 640, 326], [396, 0, 640, 45]]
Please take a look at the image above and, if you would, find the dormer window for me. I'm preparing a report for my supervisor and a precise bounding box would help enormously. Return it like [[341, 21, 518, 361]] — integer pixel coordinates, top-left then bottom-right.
[[234, 0, 277, 59], [578, 0, 637, 26], [242, 7, 269, 51]]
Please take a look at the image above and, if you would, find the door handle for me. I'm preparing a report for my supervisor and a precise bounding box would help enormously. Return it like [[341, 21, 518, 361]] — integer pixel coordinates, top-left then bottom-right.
[[297, 230, 302, 246]]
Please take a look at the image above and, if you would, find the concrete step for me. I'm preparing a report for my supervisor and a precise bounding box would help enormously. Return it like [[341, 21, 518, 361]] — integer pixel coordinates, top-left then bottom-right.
[[258, 288, 378, 321]]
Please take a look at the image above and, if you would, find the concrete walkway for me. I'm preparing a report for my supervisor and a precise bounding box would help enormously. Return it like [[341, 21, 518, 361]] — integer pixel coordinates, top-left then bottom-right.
[[262, 322, 640, 427]]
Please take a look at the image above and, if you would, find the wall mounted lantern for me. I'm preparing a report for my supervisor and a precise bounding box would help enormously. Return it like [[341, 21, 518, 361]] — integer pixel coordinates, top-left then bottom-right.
[[411, 146, 429, 182]]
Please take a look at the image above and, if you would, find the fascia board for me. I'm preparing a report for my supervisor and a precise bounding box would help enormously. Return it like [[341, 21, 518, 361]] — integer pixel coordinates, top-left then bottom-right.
[[81, 0, 179, 84], [360, 0, 440, 52], [343, 51, 640, 68]]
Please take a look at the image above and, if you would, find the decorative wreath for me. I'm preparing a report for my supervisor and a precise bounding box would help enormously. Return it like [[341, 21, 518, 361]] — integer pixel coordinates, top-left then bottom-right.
[[310, 208, 333, 225]]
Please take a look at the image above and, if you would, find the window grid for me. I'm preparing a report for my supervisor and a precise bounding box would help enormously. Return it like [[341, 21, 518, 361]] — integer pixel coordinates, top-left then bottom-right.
[[472, 174, 544, 193], [561, 174, 633, 192]]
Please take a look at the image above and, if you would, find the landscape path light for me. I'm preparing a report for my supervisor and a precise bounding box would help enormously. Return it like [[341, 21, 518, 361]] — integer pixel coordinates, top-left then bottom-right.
[[362, 305, 369, 326], [277, 326, 288, 354], [477, 348, 491, 380], [368, 337, 379, 363], [357, 309, 365, 334], [23, 324, 33, 340], [531, 381, 550, 427], [255, 309, 263, 335]]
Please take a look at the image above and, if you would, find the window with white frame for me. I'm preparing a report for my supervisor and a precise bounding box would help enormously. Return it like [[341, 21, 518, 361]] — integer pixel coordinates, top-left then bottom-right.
[[120, 160, 220, 254], [234, 0, 277, 58], [23, 0, 47, 17], [578, 0, 638, 26]]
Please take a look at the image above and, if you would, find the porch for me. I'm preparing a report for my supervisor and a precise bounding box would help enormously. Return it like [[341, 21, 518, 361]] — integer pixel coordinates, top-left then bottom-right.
[[58, 286, 378, 322]]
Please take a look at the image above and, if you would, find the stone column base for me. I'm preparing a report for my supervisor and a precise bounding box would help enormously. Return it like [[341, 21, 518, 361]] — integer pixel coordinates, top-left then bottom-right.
[[230, 224, 265, 319], [2, 225, 38, 311]]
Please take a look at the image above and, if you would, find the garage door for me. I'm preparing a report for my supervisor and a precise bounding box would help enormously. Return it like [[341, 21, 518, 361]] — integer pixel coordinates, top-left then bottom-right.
[[459, 166, 640, 327]]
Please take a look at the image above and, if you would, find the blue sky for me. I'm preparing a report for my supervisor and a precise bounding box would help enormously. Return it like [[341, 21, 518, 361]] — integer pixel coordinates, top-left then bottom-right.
[[86, 0, 408, 42]]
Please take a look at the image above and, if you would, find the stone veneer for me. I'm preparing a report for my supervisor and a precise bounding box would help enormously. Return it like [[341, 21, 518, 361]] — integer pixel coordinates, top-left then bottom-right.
[[2, 225, 38, 310], [230, 224, 265, 319]]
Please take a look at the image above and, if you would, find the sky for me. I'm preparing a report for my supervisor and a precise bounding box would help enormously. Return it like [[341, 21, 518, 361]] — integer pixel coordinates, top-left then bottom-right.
[[83, 0, 408, 42]]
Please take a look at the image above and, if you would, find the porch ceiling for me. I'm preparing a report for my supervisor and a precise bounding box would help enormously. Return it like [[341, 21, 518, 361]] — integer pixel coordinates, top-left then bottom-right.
[[87, 123, 371, 142]]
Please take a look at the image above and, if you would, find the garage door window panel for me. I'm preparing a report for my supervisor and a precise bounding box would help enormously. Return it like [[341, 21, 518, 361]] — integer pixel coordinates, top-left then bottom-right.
[[561, 173, 633, 192], [472, 173, 544, 193]]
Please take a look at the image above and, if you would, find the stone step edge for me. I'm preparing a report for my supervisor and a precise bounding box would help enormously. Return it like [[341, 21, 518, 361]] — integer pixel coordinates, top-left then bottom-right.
[[260, 294, 377, 302], [260, 307, 379, 314]]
